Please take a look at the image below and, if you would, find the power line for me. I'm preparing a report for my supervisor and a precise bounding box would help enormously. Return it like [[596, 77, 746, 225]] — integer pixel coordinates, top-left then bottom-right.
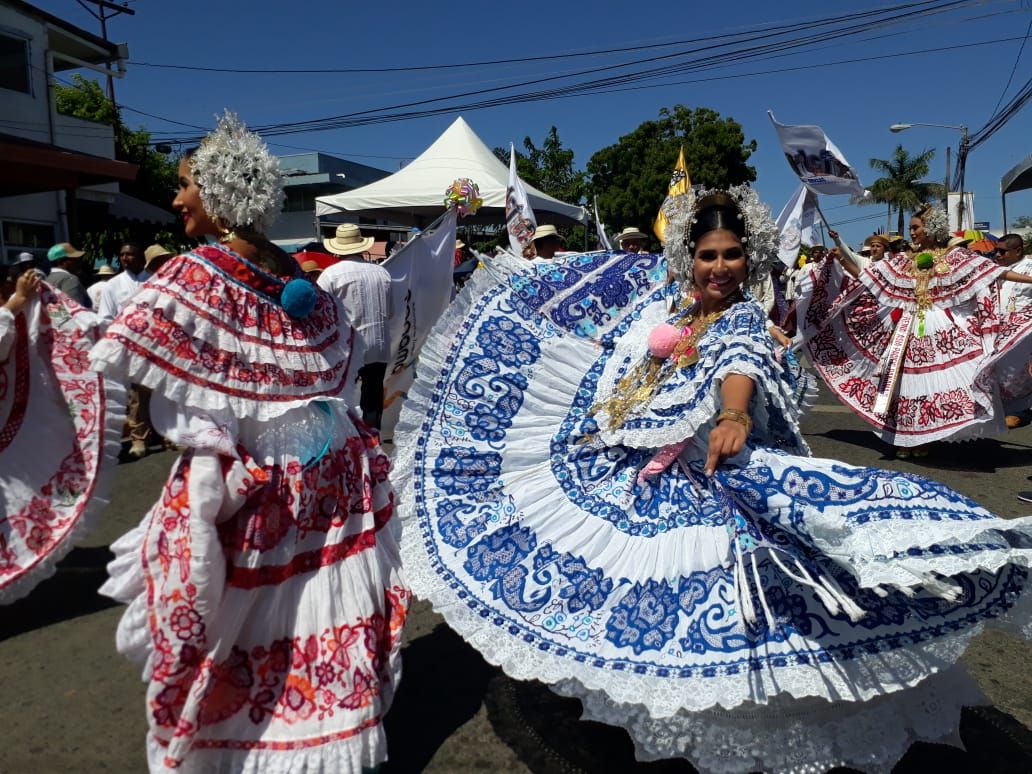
[[150, 1, 985, 143], [125, 0, 965, 75], [989, 14, 1032, 118]]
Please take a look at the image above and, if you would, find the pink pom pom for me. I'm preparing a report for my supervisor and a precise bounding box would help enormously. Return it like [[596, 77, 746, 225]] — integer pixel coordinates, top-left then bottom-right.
[[648, 323, 681, 358]]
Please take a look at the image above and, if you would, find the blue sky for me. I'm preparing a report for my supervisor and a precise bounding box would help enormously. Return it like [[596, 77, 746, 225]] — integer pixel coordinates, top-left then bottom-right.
[[33, 0, 1032, 245]]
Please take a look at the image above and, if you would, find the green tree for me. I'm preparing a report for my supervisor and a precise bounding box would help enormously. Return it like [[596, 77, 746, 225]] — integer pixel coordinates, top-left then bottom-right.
[[54, 75, 178, 213], [587, 106, 757, 249], [1012, 215, 1032, 229], [863, 144, 945, 237]]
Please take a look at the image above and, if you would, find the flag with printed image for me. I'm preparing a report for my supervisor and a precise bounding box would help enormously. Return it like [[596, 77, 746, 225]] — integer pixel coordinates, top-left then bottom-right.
[[506, 144, 537, 254], [768, 111, 867, 198], [653, 146, 691, 244]]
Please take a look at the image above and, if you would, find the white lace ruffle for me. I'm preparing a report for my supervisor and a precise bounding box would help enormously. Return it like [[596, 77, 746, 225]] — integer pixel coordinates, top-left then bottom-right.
[[90, 250, 357, 423], [393, 259, 1032, 721], [145, 723, 385, 774], [558, 664, 984, 774], [592, 302, 809, 454], [859, 248, 1005, 312]]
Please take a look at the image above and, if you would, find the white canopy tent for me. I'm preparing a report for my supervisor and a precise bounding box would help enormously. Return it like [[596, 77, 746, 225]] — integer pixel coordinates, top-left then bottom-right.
[[315, 116, 588, 227]]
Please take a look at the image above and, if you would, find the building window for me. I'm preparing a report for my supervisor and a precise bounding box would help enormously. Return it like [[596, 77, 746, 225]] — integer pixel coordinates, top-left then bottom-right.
[[0, 33, 30, 94], [2, 220, 55, 261], [283, 188, 316, 213]]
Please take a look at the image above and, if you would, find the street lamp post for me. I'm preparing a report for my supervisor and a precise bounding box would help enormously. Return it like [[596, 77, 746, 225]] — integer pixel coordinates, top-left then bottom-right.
[[889, 122, 970, 230]]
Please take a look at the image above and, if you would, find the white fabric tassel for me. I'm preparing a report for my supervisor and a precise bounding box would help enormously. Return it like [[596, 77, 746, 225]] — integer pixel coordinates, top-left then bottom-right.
[[817, 573, 867, 623], [734, 544, 758, 626], [750, 552, 777, 631], [767, 551, 842, 617]]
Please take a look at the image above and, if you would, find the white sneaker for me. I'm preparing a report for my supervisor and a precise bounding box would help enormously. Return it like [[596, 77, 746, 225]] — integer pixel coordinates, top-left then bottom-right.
[[129, 441, 148, 458]]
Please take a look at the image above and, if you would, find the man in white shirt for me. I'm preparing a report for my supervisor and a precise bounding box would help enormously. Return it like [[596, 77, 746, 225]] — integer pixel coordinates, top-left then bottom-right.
[[87, 262, 117, 309], [99, 242, 151, 322], [99, 242, 155, 457], [317, 224, 392, 429]]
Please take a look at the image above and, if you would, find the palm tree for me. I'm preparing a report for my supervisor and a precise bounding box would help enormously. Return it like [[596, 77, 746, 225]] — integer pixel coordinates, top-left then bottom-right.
[[863, 145, 946, 236]]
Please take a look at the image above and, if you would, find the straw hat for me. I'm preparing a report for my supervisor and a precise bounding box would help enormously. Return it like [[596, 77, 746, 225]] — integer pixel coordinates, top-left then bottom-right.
[[95, 263, 117, 276], [144, 244, 173, 269], [323, 224, 374, 256], [455, 239, 466, 250], [300, 260, 322, 273], [616, 227, 647, 244], [946, 235, 972, 249], [533, 224, 565, 243], [863, 234, 893, 248], [47, 242, 84, 262]]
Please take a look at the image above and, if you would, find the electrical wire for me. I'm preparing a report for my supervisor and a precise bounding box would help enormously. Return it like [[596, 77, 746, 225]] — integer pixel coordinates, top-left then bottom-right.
[[989, 14, 1032, 117]]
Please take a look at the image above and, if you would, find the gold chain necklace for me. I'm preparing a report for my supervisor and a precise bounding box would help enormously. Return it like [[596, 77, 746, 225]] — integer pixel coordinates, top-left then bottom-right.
[[593, 299, 731, 431]]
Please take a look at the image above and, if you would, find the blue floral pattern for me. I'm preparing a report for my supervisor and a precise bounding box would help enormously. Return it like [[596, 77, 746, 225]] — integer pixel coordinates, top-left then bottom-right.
[[405, 249, 1030, 688]]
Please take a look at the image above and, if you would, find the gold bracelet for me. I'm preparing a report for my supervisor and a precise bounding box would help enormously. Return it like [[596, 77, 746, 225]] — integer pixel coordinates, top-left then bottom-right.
[[717, 408, 752, 434]]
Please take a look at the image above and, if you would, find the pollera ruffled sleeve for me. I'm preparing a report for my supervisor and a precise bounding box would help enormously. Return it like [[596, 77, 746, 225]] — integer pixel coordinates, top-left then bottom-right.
[[593, 302, 810, 454]]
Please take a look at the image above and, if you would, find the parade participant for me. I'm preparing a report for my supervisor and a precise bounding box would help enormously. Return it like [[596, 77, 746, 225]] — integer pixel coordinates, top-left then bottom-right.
[[531, 224, 565, 262], [143, 243, 174, 275], [0, 268, 124, 604], [93, 113, 408, 773], [829, 231, 893, 271], [98, 243, 150, 322], [87, 262, 117, 309], [994, 233, 1032, 428], [318, 223, 393, 429], [615, 226, 648, 253], [46, 242, 89, 306], [394, 183, 1032, 773], [799, 204, 1032, 457]]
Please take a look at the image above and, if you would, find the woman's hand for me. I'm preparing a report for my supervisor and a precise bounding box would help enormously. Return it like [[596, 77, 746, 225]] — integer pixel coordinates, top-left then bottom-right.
[[769, 326, 792, 349], [705, 418, 748, 476], [4, 270, 41, 313]]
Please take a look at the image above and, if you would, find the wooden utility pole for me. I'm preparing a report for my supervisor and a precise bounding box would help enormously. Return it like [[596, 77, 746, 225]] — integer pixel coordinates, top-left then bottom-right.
[[75, 0, 134, 105]]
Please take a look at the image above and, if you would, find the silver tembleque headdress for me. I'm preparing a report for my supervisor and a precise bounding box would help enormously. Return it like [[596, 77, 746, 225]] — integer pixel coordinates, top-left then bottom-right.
[[190, 111, 285, 234], [662, 183, 779, 297]]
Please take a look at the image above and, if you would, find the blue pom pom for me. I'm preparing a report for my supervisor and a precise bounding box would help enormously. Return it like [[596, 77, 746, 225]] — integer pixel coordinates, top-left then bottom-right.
[[280, 278, 317, 318]]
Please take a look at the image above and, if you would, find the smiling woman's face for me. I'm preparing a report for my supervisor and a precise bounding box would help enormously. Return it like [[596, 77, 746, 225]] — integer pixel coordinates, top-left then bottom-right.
[[692, 228, 747, 311], [172, 157, 220, 239]]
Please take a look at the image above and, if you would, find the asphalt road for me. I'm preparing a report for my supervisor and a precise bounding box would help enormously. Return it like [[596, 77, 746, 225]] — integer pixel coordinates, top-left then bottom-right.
[[2, 388, 1032, 773]]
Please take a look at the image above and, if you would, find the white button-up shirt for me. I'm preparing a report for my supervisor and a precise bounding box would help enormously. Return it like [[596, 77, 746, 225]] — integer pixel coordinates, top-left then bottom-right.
[[98, 269, 152, 321], [317, 259, 392, 364]]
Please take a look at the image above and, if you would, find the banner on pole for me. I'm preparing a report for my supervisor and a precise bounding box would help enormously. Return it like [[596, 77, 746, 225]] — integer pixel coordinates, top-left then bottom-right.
[[379, 208, 458, 437], [653, 146, 691, 244], [768, 111, 867, 197], [506, 144, 537, 254], [775, 184, 821, 267]]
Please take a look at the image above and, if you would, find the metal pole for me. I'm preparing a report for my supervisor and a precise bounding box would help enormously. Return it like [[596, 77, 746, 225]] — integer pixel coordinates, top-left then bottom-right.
[[944, 145, 950, 207], [1003, 193, 1008, 234]]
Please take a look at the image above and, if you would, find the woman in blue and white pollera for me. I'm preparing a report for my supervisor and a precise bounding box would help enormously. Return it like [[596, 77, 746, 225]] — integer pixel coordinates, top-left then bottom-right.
[[393, 184, 1032, 773]]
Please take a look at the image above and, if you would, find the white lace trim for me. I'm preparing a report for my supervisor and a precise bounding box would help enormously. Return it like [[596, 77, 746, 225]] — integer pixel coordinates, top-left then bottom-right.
[[90, 252, 356, 423], [558, 664, 984, 774], [393, 260, 1032, 719], [593, 302, 809, 454], [145, 723, 385, 774]]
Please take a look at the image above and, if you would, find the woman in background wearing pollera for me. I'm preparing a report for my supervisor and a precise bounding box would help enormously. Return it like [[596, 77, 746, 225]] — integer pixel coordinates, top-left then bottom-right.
[[393, 183, 1032, 773], [0, 267, 124, 604], [798, 203, 1032, 458], [93, 113, 408, 773]]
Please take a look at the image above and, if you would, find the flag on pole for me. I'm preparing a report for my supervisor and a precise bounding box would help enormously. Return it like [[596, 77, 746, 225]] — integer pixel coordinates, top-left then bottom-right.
[[768, 111, 867, 197], [379, 208, 458, 437], [594, 196, 612, 250], [506, 143, 537, 254], [653, 146, 691, 243], [775, 184, 821, 267]]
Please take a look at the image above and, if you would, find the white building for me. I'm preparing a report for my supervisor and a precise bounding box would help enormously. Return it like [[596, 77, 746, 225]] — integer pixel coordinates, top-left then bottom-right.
[[0, 0, 139, 262]]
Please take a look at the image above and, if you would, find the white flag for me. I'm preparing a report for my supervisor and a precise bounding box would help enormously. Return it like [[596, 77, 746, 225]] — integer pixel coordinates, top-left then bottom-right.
[[506, 143, 537, 254], [775, 184, 821, 267], [594, 196, 612, 250], [769, 111, 867, 197], [379, 208, 458, 438]]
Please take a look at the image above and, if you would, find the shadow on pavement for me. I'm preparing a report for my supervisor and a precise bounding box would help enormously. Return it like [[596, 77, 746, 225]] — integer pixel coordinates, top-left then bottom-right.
[[817, 430, 1032, 473], [0, 545, 117, 643], [484, 677, 1032, 774], [382, 624, 495, 772]]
